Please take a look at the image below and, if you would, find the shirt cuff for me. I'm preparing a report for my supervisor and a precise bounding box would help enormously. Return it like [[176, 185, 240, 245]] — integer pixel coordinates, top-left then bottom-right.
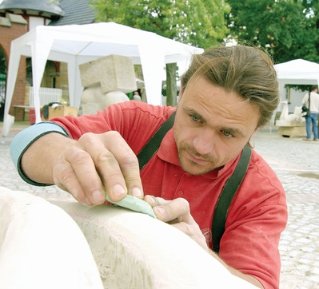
[[10, 122, 69, 186]]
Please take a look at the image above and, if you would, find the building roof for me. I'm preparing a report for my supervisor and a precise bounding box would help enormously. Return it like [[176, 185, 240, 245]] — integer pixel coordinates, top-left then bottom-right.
[[49, 0, 95, 26], [0, 0, 64, 17]]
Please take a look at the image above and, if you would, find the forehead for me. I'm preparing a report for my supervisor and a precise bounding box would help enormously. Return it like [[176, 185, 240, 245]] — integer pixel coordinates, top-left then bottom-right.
[[180, 76, 260, 131]]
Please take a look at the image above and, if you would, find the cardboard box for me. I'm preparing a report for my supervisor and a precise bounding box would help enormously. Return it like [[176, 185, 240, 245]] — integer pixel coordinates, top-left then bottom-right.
[[48, 106, 78, 119]]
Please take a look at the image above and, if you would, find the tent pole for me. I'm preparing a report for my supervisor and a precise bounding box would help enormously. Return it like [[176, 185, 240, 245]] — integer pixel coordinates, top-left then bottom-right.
[[166, 63, 177, 106]]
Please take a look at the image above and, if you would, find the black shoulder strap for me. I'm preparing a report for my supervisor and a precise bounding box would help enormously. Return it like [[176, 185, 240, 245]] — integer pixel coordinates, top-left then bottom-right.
[[137, 111, 176, 170], [212, 145, 252, 253]]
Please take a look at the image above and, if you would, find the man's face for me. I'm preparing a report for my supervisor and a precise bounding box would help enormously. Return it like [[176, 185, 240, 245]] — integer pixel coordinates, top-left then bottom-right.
[[174, 76, 259, 175]]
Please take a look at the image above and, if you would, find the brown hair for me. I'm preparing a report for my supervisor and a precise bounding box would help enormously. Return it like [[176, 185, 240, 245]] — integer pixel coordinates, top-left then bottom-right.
[[181, 45, 279, 127]]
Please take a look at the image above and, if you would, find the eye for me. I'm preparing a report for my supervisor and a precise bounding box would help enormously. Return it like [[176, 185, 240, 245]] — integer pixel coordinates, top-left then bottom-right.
[[190, 113, 202, 123], [221, 129, 234, 138]]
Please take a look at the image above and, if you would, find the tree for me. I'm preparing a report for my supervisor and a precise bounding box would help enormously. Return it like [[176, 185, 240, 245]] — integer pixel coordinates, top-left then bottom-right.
[[90, 0, 230, 49], [226, 0, 319, 63]]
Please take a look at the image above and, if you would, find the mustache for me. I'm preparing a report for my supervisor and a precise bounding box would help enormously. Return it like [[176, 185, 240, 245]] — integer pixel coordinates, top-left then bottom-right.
[[181, 143, 214, 162]]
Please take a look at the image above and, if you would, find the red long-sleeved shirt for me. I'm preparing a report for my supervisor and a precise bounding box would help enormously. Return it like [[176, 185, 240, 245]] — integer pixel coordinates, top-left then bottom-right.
[[53, 101, 287, 289]]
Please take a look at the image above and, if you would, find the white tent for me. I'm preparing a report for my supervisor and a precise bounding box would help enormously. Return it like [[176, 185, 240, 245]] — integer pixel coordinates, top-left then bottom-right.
[[274, 59, 319, 85], [274, 59, 319, 114], [2, 22, 203, 135]]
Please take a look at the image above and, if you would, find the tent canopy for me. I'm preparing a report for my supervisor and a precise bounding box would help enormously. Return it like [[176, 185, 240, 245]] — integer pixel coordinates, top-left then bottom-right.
[[274, 59, 319, 85], [3, 22, 203, 133]]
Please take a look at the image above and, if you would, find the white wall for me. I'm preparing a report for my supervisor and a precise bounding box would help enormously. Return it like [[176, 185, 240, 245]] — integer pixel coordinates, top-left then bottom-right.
[[28, 17, 45, 31]]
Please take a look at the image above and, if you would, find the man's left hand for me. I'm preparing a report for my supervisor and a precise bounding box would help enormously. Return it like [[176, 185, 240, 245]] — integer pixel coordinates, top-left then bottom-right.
[[144, 196, 208, 250]]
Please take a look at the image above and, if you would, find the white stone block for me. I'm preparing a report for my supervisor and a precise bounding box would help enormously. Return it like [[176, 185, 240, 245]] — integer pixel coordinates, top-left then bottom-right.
[[0, 187, 103, 289], [80, 86, 129, 115], [0, 186, 258, 289], [80, 55, 137, 93], [55, 201, 259, 289]]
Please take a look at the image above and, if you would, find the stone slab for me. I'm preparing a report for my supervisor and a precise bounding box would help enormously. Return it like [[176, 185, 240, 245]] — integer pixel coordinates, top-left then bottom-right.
[[0, 16, 11, 27], [6, 13, 27, 25], [80, 55, 137, 93], [0, 186, 257, 289], [0, 187, 103, 289]]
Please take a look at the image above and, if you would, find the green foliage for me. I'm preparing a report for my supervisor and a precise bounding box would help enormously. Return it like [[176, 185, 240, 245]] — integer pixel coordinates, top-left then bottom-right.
[[90, 0, 319, 63], [90, 0, 230, 48], [0, 47, 6, 75], [226, 0, 319, 63]]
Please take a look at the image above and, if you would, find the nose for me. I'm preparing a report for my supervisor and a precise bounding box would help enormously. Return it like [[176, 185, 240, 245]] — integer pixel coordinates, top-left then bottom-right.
[[192, 130, 214, 156]]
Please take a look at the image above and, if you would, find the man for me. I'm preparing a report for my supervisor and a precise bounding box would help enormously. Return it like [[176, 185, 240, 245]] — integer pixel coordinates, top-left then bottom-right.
[[11, 45, 287, 289], [302, 85, 319, 141]]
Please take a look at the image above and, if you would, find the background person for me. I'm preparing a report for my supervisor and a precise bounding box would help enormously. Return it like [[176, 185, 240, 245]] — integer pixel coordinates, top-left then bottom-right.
[[302, 85, 319, 141], [10, 45, 287, 289]]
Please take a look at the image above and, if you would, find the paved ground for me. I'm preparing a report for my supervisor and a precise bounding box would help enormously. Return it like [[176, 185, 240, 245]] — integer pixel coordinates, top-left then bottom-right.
[[1, 122, 319, 289]]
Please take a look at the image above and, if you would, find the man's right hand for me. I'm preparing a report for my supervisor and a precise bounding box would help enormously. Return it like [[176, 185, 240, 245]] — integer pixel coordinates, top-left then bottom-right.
[[21, 131, 144, 206]]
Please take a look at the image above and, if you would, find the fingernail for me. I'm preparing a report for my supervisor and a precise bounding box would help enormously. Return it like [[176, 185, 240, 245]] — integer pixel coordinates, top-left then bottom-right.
[[111, 184, 126, 199], [92, 190, 105, 203], [131, 187, 143, 198]]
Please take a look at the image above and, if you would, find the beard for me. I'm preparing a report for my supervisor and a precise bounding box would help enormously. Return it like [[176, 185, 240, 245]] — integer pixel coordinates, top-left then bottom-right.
[[177, 142, 219, 175]]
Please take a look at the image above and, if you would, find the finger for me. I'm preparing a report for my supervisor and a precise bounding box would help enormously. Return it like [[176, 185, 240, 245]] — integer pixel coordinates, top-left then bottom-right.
[[172, 222, 208, 249], [54, 149, 105, 206], [79, 132, 127, 202], [79, 132, 143, 201], [145, 197, 208, 249], [102, 131, 143, 198], [171, 222, 195, 236], [53, 161, 86, 204], [144, 195, 168, 207], [152, 197, 192, 223]]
